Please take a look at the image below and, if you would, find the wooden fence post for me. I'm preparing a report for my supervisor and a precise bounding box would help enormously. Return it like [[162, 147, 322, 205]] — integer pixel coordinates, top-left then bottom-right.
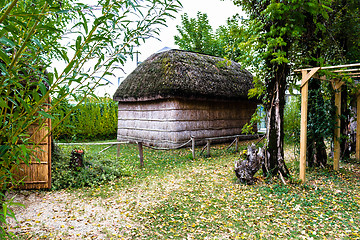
[[117, 143, 120, 158], [138, 142, 144, 168], [235, 137, 239, 152], [191, 137, 195, 159], [206, 139, 211, 157]]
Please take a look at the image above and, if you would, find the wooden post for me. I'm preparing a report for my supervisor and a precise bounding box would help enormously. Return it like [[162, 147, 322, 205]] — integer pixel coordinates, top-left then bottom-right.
[[235, 137, 239, 152], [357, 93, 360, 161], [299, 70, 309, 182], [333, 82, 342, 171], [299, 67, 320, 183], [117, 143, 120, 158], [138, 142, 144, 168], [191, 137, 195, 159], [206, 140, 211, 157]]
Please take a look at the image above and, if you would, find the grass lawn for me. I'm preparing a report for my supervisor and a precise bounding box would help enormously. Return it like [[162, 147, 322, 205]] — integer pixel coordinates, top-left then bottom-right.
[[10, 140, 360, 239]]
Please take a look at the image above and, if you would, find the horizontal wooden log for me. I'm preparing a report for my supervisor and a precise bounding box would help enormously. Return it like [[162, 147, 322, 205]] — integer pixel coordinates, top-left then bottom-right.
[[117, 119, 251, 132], [57, 141, 129, 146], [118, 109, 255, 122], [118, 98, 255, 111]]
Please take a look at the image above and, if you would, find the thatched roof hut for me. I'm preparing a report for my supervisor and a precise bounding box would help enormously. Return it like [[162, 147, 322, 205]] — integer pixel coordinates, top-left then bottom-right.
[[113, 49, 253, 102], [113, 49, 258, 148]]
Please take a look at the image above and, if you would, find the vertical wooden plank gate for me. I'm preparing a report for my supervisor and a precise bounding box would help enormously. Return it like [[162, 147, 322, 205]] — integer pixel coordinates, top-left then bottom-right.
[[14, 101, 52, 189]]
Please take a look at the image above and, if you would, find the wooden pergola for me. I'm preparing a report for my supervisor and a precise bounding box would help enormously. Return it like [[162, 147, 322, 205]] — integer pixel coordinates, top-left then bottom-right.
[[295, 63, 360, 182]]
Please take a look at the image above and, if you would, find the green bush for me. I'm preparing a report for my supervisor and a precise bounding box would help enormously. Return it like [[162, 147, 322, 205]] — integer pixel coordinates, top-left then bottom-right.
[[284, 95, 301, 144], [51, 144, 133, 190], [52, 96, 117, 141]]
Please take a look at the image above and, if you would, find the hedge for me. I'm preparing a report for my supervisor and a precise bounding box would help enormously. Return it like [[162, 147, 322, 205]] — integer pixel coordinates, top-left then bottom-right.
[[52, 97, 117, 141]]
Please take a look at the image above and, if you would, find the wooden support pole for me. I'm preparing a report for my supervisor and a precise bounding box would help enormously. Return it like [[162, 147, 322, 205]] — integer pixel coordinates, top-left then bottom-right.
[[206, 140, 211, 157], [299, 70, 310, 182], [235, 137, 239, 152], [334, 86, 341, 171], [138, 142, 144, 168], [191, 137, 195, 159], [117, 143, 120, 158], [357, 93, 360, 161]]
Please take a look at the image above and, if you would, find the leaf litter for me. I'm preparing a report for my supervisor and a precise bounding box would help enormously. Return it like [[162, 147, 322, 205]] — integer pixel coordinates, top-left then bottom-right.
[[5, 143, 360, 239]]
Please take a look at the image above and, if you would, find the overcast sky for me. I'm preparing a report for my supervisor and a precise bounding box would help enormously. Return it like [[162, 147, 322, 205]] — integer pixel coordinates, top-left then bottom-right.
[[97, 0, 245, 96]]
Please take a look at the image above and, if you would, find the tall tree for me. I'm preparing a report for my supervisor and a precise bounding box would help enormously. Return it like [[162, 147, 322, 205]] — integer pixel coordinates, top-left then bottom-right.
[[231, 0, 333, 178], [174, 12, 217, 55], [174, 12, 245, 60], [328, 0, 360, 160]]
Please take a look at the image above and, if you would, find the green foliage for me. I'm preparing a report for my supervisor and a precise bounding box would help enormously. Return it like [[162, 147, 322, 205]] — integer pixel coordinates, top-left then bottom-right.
[[174, 12, 245, 60], [307, 81, 335, 141], [0, 0, 181, 237], [242, 105, 263, 135], [174, 12, 217, 55], [52, 96, 117, 141], [51, 144, 133, 190], [284, 96, 301, 144]]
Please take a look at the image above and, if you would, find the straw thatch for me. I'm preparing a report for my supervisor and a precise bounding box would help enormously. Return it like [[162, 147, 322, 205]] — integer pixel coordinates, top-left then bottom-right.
[[113, 49, 254, 102]]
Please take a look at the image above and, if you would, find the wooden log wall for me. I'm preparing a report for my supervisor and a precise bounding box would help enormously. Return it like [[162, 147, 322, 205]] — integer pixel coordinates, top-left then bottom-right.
[[117, 98, 257, 148]]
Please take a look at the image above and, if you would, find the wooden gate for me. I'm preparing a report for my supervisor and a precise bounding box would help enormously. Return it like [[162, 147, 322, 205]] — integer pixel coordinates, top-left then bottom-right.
[[15, 114, 52, 189]]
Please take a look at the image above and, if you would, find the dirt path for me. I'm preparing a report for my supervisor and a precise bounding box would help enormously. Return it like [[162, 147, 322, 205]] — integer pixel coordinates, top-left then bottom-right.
[[6, 173, 190, 239]]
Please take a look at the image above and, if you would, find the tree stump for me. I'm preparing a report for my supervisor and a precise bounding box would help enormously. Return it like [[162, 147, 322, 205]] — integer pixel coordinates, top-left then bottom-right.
[[70, 149, 84, 170], [234, 144, 264, 184]]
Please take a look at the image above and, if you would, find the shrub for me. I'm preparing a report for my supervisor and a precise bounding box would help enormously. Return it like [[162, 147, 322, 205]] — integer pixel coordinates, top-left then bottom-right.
[[284, 95, 301, 144], [52, 96, 117, 141], [51, 143, 133, 190]]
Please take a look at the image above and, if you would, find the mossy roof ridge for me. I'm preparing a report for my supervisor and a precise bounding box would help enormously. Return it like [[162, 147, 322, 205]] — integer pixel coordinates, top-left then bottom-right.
[[113, 49, 254, 102]]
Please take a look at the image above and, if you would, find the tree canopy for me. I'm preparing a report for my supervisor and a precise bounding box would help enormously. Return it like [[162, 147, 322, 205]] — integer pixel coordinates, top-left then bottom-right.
[[174, 12, 245, 61]]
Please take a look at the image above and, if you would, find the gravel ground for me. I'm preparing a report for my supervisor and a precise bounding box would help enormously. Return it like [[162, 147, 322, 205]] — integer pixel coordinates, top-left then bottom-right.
[[6, 188, 136, 239]]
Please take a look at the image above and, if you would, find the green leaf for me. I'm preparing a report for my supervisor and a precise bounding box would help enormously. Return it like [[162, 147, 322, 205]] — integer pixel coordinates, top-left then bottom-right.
[[63, 61, 75, 75], [75, 35, 82, 51], [32, 37, 43, 50], [0, 145, 10, 158], [38, 110, 54, 120], [0, 48, 11, 65], [0, 37, 15, 47], [0, 98, 9, 109]]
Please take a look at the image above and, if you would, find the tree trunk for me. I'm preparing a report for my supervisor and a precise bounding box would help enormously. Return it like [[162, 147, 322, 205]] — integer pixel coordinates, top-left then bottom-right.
[[263, 63, 290, 178], [340, 85, 351, 159]]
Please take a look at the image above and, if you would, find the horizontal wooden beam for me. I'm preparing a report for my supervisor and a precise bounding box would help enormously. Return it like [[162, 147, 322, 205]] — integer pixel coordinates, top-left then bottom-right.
[[333, 68, 360, 73], [295, 63, 360, 72], [57, 141, 129, 146]]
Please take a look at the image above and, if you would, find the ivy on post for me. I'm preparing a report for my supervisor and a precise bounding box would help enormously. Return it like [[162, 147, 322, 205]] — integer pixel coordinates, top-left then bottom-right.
[[357, 91, 360, 161], [332, 80, 345, 171]]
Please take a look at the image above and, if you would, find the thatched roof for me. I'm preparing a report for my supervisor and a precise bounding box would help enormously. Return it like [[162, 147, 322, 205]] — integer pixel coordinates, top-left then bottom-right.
[[113, 49, 254, 102]]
